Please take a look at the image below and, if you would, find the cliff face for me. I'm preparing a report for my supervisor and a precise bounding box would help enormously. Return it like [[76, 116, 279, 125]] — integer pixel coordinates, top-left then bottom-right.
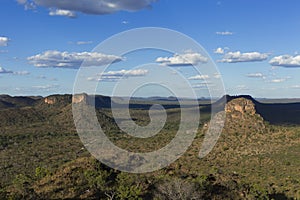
[[42, 94, 111, 109], [43, 95, 72, 105], [224, 97, 265, 131], [44, 97, 56, 105], [44, 94, 88, 105], [225, 98, 256, 118], [72, 94, 88, 104]]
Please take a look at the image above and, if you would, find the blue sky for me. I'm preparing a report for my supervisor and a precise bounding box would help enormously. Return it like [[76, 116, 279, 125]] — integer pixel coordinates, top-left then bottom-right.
[[0, 0, 300, 98]]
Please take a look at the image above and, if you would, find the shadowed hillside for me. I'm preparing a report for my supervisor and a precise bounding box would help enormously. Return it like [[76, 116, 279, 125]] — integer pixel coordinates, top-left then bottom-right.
[[0, 95, 42, 109]]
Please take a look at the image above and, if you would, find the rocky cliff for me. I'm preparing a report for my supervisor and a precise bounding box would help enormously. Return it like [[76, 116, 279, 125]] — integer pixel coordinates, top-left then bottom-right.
[[43, 95, 72, 105], [224, 97, 265, 132]]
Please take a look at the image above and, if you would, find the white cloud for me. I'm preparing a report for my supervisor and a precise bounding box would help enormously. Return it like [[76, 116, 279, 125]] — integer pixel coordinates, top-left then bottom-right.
[[76, 41, 93, 45], [32, 84, 59, 90], [89, 69, 149, 82], [102, 69, 148, 77], [18, 0, 158, 16], [219, 51, 269, 63], [122, 20, 129, 24], [28, 50, 123, 68], [214, 47, 225, 54], [17, 0, 36, 9], [193, 82, 214, 89], [188, 75, 209, 80], [68, 41, 93, 45], [236, 85, 249, 91], [156, 52, 208, 66], [0, 67, 30, 76], [246, 73, 265, 78], [269, 55, 300, 68], [0, 67, 13, 74], [0, 37, 9, 46], [13, 71, 30, 75], [270, 78, 286, 83], [216, 31, 233, 36], [213, 73, 222, 79], [291, 85, 300, 89], [49, 9, 77, 18]]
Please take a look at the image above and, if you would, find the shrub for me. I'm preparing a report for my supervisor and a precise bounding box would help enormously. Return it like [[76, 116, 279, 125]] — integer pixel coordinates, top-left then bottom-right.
[[116, 173, 143, 200], [154, 177, 203, 200], [35, 166, 50, 179]]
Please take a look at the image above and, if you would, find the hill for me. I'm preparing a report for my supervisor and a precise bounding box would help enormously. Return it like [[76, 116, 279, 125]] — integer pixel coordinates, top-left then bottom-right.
[[0, 95, 41, 109], [213, 94, 300, 125]]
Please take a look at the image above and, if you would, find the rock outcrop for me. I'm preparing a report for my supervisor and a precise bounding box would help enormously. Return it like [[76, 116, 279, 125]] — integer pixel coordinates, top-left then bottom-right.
[[224, 97, 265, 133], [43, 95, 72, 105], [44, 97, 56, 105], [72, 93, 88, 104], [225, 98, 256, 118]]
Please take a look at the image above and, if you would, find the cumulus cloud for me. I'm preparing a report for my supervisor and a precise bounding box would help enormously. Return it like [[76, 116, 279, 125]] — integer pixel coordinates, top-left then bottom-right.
[[18, 0, 158, 16], [214, 47, 225, 54], [88, 69, 149, 82], [214, 47, 230, 55], [269, 55, 300, 68], [219, 51, 269, 63], [0, 37, 9, 46], [0, 67, 13, 74], [246, 73, 265, 78], [188, 75, 209, 80], [156, 52, 208, 66], [216, 31, 233, 36], [28, 50, 123, 68], [49, 9, 76, 18]]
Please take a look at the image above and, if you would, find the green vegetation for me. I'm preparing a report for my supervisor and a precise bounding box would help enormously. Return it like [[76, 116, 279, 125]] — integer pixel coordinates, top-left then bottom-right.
[[0, 94, 299, 199]]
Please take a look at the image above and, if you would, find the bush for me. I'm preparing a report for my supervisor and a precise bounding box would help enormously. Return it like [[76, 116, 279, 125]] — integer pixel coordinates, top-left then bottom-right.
[[35, 166, 50, 179], [84, 169, 110, 191], [154, 177, 203, 200], [8, 174, 37, 200], [116, 173, 143, 200]]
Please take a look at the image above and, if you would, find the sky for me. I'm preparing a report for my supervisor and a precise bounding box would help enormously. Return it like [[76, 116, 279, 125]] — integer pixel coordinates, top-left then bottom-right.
[[1, 0, 300, 98]]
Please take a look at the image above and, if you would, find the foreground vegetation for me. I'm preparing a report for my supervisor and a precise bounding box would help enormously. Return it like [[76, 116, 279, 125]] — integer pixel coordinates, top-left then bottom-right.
[[0, 94, 299, 199]]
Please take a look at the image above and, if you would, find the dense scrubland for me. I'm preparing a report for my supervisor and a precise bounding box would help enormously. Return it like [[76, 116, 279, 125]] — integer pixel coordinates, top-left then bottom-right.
[[0, 94, 299, 199]]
